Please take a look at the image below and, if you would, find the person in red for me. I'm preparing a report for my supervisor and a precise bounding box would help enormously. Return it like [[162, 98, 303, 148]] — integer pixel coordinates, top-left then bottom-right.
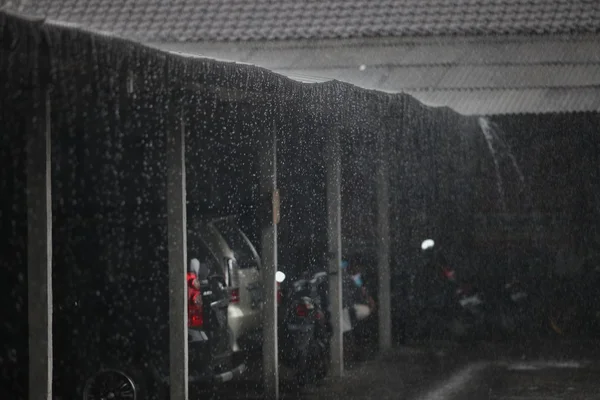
[[187, 258, 202, 290], [187, 259, 203, 327], [187, 271, 201, 290]]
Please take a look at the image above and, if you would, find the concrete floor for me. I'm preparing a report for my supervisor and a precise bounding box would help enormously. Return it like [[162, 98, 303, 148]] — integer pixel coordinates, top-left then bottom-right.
[[196, 339, 600, 400], [462, 362, 600, 400], [451, 340, 600, 400]]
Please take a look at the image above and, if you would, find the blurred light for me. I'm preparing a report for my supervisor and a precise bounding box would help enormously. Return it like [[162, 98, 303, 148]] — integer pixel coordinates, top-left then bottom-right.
[[421, 239, 435, 250], [296, 303, 309, 317], [230, 288, 240, 303], [276, 271, 286, 283]]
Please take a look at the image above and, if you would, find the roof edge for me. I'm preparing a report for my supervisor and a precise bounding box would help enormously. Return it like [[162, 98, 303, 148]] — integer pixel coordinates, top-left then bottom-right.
[[149, 32, 600, 51]]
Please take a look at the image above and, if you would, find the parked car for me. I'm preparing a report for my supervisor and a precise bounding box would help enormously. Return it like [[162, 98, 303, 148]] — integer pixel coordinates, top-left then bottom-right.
[[55, 226, 244, 400], [191, 217, 263, 353]]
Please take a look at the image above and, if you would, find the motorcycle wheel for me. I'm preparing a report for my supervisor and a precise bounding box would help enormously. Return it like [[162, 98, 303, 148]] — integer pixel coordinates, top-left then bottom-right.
[[498, 311, 518, 338], [447, 317, 475, 343], [448, 317, 465, 336], [295, 352, 313, 387], [548, 304, 580, 336], [314, 338, 329, 380], [295, 337, 327, 387], [82, 363, 169, 400], [83, 367, 145, 400]]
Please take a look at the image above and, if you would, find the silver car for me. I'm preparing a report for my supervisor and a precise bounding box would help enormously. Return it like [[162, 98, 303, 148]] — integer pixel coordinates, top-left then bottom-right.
[[193, 217, 263, 353]]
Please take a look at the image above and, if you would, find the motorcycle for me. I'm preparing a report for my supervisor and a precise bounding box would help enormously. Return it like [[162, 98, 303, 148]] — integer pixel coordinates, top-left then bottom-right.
[[453, 265, 541, 340], [454, 277, 526, 340], [493, 276, 533, 337], [547, 257, 600, 337], [314, 269, 376, 362], [414, 239, 545, 341], [408, 239, 479, 340], [277, 270, 330, 386]]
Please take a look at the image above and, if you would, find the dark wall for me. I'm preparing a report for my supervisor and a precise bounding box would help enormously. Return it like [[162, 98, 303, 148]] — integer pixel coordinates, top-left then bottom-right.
[[491, 112, 600, 274], [0, 26, 29, 397]]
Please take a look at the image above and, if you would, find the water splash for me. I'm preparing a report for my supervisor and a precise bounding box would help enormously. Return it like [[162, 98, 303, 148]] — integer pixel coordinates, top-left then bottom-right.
[[479, 117, 507, 211], [478, 116, 529, 212]]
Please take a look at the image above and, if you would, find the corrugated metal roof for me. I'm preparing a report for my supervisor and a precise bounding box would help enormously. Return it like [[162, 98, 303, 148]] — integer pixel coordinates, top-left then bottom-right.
[[154, 35, 600, 115], [5, 0, 600, 115], [157, 36, 600, 69], [276, 64, 600, 91], [407, 88, 600, 115], [6, 0, 600, 43], [276, 66, 449, 91], [270, 71, 600, 115], [435, 64, 600, 89]]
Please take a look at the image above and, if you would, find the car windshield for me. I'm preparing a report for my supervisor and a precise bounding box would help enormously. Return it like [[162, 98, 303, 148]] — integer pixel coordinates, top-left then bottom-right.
[[187, 230, 220, 277], [213, 220, 258, 270]]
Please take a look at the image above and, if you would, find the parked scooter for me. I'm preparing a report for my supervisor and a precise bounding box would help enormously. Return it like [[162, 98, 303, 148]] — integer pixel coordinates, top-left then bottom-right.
[[547, 256, 600, 336], [314, 264, 379, 363], [491, 276, 533, 337], [277, 270, 330, 386], [444, 255, 536, 340], [454, 277, 524, 340], [414, 239, 549, 341], [409, 239, 481, 340]]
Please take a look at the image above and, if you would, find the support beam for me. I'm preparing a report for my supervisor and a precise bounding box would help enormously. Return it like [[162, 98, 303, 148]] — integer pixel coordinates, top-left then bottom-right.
[[27, 86, 53, 400], [326, 127, 343, 377], [167, 112, 188, 400], [377, 130, 392, 351], [260, 122, 279, 400]]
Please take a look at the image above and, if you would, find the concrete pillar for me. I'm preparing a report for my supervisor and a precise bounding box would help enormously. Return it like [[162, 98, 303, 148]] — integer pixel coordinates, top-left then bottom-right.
[[377, 129, 392, 351], [167, 112, 188, 400], [260, 123, 279, 400], [27, 87, 53, 400], [326, 127, 343, 377]]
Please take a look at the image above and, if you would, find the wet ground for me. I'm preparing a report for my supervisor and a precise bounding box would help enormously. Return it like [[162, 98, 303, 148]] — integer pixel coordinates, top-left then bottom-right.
[[453, 339, 600, 400], [196, 339, 600, 399], [461, 361, 600, 400]]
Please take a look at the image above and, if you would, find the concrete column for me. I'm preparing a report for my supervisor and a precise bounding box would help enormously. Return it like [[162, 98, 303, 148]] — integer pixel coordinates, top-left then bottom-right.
[[167, 112, 188, 400], [260, 122, 279, 400], [326, 127, 343, 377], [27, 87, 53, 400], [377, 129, 392, 351]]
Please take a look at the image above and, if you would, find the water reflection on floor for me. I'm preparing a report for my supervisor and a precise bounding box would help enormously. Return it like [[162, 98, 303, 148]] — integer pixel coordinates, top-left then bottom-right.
[[194, 340, 600, 400]]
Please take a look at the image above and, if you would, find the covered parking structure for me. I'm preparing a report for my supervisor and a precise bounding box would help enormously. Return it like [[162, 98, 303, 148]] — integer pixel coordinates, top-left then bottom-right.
[[1, 11, 525, 400]]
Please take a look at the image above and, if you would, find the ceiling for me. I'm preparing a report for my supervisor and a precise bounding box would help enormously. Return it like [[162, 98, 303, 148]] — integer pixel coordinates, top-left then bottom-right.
[[154, 35, 600, 115]]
